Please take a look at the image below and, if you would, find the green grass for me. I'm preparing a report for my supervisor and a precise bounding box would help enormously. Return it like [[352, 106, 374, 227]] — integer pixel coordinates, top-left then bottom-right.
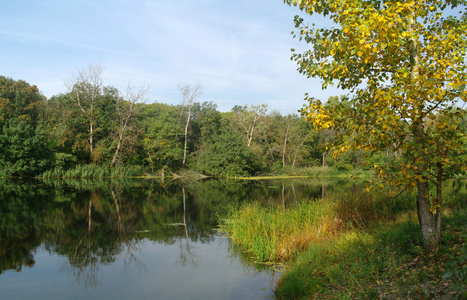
[[219, 187, 467, 299]]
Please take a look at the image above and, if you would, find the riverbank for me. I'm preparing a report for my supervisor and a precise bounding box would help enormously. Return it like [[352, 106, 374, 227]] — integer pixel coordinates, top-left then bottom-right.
[[219, 186, 467, 299]]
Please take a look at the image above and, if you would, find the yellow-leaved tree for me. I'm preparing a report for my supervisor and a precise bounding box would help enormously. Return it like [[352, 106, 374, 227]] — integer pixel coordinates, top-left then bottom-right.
[[284, 0, 467, 245]]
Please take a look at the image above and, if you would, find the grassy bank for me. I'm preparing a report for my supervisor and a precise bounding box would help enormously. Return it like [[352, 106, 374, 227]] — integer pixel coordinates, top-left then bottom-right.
[[219, 187, 467, 299], [256, 166, 374, 179]]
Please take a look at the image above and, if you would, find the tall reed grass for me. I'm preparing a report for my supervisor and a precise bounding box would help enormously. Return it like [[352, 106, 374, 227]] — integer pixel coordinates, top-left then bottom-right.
[[220, 183, 466, 299], [39, 164, 144, 178], [219, 188, 414, 263]]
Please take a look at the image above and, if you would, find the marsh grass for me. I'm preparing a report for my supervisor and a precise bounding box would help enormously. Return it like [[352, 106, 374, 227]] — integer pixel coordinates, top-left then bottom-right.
[[220, 187, 413, 263], [40, 164, 144, 178], [220, 185, 466, 299]]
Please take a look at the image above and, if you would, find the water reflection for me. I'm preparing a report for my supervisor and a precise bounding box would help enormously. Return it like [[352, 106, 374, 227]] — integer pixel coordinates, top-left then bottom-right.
[[6, 176, 452, 299], [0, 177, 355, 278], [0, 178, 291, 298]]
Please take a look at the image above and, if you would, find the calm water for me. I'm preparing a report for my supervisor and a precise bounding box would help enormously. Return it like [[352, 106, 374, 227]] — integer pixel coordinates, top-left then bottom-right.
[[0, 177, 348, 300]]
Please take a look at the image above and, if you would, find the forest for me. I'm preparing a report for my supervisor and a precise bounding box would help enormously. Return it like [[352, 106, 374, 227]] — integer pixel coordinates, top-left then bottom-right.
[[0, 68, 386, 179]]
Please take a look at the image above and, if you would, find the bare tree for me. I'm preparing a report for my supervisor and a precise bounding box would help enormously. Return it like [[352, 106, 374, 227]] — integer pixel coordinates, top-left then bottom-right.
[[179, 84, 201, 167], [231, 104, 268, 147], [65, 63, 105, 155], [110, 84, 148, 170]]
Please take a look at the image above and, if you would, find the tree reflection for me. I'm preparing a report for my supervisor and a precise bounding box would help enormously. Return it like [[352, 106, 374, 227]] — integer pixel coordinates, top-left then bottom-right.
[[109, 184, 144, 272], [61, 191, 103, 289], [0, 177, 364, 288], [176, 185, 197, 267], [0, 179, 46, 274]]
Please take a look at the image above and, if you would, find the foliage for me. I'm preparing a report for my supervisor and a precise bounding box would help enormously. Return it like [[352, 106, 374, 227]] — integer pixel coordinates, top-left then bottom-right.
[[0, 76, 44, 128], [6, 66, 467, 179], [285, 0, 467, 245], [194, 127, 261, 177], [140, 103, 185, 171], [0, 119, 51, 177]]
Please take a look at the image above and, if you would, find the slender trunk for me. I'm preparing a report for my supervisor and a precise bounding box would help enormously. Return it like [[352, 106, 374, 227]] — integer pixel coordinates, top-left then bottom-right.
[[263, 137, 275, 161], [247, 122, 255, 147], [183, 108, 191, 167], [179, 84, 199, 167], [434, 161, 443, 241], [322, 152, 326, 167], [292, 133, 309, 169], [90, 121, 93, 154], [110, 102, 133, 170], [110, 137, 122, 170]]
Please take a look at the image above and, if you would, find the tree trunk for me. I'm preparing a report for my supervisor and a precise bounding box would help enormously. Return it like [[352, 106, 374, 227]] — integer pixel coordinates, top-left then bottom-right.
[[416, 180, 437, 246], [110, 136, 122, 170], [415, 125, 438, 246], [179, 84, 199, 167], [183, 108, 190, 167], [90, 121, 93, 154], [434, 161, 443, 242]]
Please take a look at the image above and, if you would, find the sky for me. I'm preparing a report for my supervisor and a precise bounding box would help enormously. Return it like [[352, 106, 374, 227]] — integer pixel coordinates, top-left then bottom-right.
[[0, 0, 343, 114]]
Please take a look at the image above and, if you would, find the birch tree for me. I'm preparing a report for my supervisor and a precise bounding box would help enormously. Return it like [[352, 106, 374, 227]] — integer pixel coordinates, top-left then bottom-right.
[[179, 83, 201, 167]]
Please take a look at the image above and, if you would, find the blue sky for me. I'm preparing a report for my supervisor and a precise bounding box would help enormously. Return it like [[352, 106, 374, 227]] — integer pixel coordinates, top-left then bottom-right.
[[0, 0, 343, 114]]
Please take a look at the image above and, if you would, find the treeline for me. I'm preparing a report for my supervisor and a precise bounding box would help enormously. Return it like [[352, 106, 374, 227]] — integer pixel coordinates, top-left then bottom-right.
[[0, 71, 390, 178]]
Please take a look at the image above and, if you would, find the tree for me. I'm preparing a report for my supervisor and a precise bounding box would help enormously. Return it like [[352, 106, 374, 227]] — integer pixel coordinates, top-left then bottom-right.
[[65, 64, 105, 157], [109, 84, 148, 170], [285, 0, 467, 245], [179, 84, 201, 167], [0, 76, 44, 128], [140, 103, 184, 171], [230, 104, 268, 148], [189, 101, 222, 151], [195, 126, 260, 177]]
